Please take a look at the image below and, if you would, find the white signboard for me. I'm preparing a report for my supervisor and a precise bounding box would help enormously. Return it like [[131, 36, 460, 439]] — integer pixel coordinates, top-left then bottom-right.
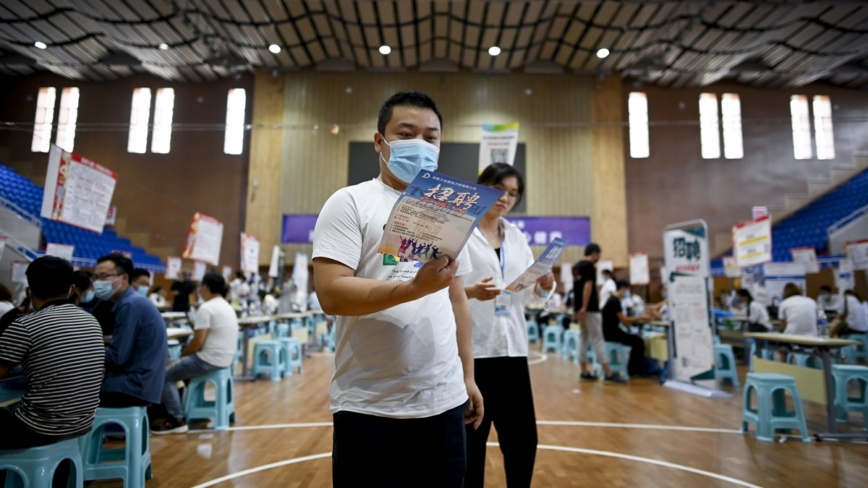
[[837, 259, 856, 293], [845, 240, 868, 271], [45, 243, 75, 261], [0, 236, 6, 262], [41, 145, 117, 234], [791, 246, 820, 274], [105, 206, 117, 226], [669, 274, 715, 384], [478, 123, 519, 172], [222, 266, 232, 280], [764, 262, 807, 306], [165, 257, 182, 280], [752, 206, 768, 220], [291, 252, 310, 311], [596, 258, 614, 285], [182, 213, 224, 266], [240, 233, 260, 275], [723, 256, 742, 278], [268, 245, 281, 278], [560, 261, 573, 296], [733, 216, 772, 268], [629, 252, 650, 285], [192, 261, 206, 281], [11, 261, 28, 283], [663, 227, 710, 278]]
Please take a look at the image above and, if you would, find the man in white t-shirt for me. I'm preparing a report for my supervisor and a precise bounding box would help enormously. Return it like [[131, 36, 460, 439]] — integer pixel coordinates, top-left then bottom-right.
[[778, 283, 818, 336], [313, 91, 483, 488], [153, 272, 238, 434]]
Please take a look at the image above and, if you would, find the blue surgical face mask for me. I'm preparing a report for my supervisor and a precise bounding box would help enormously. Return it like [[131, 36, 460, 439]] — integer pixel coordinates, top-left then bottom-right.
[[136, 285, 149, 296], [623, 291, 631, 300], [380, 137, 440, 183], [92, 280, 115, 300], [83, 290, 95, 303]]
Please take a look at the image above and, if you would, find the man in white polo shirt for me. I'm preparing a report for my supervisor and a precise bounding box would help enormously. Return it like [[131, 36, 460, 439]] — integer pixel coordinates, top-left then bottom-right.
[[313, 91, 483, 488]]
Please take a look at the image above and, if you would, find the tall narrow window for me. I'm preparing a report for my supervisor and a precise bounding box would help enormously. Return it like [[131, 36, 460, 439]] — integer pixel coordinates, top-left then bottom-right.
[[627, 92, 649, 158], [790, 95, 812, 160], [55, 87, 80, 152], [224, 88, 246, 155], [151, 88, 175, 154], [721, 93, 743, 159], [31, 87, 56, 153], [127, 88, 152, 154], [813, 95, 834, 160], [699, 93, 720, 159]]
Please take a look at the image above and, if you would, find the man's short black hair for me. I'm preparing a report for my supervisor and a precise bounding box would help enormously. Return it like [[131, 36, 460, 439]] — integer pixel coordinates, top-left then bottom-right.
[[478, 163, 525, 206], [201, 272, 227, 296], [72, 269, 93, 292], [26, 256, 74, 300], [377, 91, 443, 135], [616, 280, 630, 290], [584, 243, 601, 257], [97, 253, 134, 282], [130, 268, 150, 282], [820, 285, 832, 292]]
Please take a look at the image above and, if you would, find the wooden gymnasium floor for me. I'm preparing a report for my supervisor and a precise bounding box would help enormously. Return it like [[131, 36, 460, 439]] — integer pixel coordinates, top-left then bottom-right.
[[89, 345, 868, 488]]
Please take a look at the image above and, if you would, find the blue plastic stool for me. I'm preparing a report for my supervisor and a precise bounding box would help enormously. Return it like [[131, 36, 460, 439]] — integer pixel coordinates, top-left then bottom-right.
[[741, 373, 810, 442], [748, 340, 775, 373], [542, 326, 563, 353], [786, 352, 823, 369], [235, 329, 244, 365], [562, 329, 580, 363], [278, 338, 304, 375], [831, 364, 868, 426], [274, 322, 290, 338], [714, 344, 740, 386], [0, 438, 83, 488], [184, 367, 236, 431], [839, 345, 858, 365], [79, 407, 152, 487], [252, 341, 286, 381], [167, 340, 182, 361], [845, 333, 868, 361], [526, 321, 539, 344], [604, 342, 630, 380]]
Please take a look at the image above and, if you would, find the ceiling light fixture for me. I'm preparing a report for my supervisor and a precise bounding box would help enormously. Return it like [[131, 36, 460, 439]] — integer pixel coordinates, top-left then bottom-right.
[[268, 44, 281, 54], [379, 45, 391, 55], [34, 41, 47, 49], [488, 46, 501, 56], [596, 48, 610, 59], [158, 43, 169, 50]]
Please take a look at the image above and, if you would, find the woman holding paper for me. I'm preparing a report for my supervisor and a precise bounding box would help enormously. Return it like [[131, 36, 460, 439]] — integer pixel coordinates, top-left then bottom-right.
[[463, 163, 554, 488]]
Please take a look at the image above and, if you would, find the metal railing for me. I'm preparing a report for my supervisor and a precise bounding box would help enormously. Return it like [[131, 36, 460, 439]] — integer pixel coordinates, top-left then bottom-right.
[[0, 194, 42, 228]]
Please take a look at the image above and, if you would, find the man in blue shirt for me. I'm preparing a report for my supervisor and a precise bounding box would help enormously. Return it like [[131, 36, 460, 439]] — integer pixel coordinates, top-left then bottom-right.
[[93, 253, 167, 408]]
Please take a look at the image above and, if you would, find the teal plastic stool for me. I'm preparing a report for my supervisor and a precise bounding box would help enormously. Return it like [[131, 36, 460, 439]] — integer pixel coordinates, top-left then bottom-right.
[[274, 322, 290, 338], [542, 326, 563, 353], [748, 340, 775, 373], [235, 329, 244, 365], [741, 373, 810, 442], [184, 367, 236, 430], [323, 327, 336, 352], [562, 329, 580, 363], [714, 344, 740, 386], [846, 333, 868, 361], [79, 407, 152, 488], [526, 321, 539, 343], [838, 345, 858, 365], [0, 438, 83, 488], [167, 340, 182, 361], [278, 337, 304, 375], [252, 340, 286, 381], [831, 364, 868, 426], [604, 342, 630, 380], [786, 352, 823, 369]]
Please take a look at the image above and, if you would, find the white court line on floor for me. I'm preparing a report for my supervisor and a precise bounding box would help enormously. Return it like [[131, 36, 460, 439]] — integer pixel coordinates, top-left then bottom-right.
[[191, 444, 761, 488], [527, 350, 548, 365], [227, 422, 333, 431]]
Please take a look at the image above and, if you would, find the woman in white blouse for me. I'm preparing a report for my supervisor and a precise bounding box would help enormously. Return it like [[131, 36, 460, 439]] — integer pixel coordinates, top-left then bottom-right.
[[463, 163, 554, 488], [736, 288, 772, 332]]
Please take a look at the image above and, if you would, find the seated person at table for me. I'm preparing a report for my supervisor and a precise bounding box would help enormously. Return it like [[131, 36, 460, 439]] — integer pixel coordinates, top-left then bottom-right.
[[602, 281, 653, 377], [0, 256, 104, 449], [817, 285, 841, 314], [778, 283, 819, 337], [831, 290, 868, 337], [131, 268, 152, 297], [736, 289, 772, 332], [154, 272, 238, 434], [95, 253, 168, 408]]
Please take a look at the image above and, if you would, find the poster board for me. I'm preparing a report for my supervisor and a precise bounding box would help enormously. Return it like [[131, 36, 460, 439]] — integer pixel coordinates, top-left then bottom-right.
[[733, 215, 772, 268], [629, 252, 650, 285], [669, 273, 716, 385], [222, 266, 232, 280], [845, 240, 868, 271], [165, 257, 182, 280], [105, 206, 117, 226], [192, 261, 206, 281], [41, 145, 117, 234], [837, 259, 855, 293], [723, 256, 742, 278], [181, 213, 224, 266], [791, 246, 820, 274], [596, 259, 614, 285], [11, 261, 28, 283], [291, 252, 309, 311], [478, 123, 519, 172], [240, 233, 260, 275], [662, 226, 710, 277], [45, 243, 75, 261]]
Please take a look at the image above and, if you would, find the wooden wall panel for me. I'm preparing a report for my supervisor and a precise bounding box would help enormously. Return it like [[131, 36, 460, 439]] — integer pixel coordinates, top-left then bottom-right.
[[592, 76, 628, 266]]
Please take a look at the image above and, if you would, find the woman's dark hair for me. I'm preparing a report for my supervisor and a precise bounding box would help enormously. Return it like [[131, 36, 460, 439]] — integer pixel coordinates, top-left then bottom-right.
[[477, 163, 525, 206], [736, 288, 753, 303], [72, 270, 94, 292], [783, 283, 802, 299]]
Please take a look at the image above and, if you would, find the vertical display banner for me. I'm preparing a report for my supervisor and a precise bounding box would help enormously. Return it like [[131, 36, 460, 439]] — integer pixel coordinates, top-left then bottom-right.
[[478, 123, 519, 172], [629, 252, 650, 285], [181, 213, 224, 266], [222, 266, 232, 280], [791, 246, 820, 274], [40, 145, 117, 234], [663, 220, 724, 397], [165, 257, 182, 280], [268, 245, 281, 278], [845, 240, 868, 271], [560, 261, 573, 296], [192, 261, 206, 281], [764, 262, 807, 306], [240, 233, 260, 275], [596, 258, 614, 285], [723, 256, 742, 278], [291, 252, 309, 311], [733, 216, 772, 268], [11, 261, 28, 283], [45, 243, 75, 261]]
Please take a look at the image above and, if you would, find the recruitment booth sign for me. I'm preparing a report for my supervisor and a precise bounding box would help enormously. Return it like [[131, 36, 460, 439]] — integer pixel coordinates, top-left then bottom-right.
[[478, 123, 519, 172], [240, 233, 260, 274], [182, 213, 224, 266], [41, 145, 117, 234], [733, 216, 772, 268]]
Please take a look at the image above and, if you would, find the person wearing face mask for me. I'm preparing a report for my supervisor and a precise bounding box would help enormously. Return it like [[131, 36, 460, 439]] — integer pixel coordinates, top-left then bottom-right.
[[736, 288, 772, 332], [130, 268, 152, 297], [0, 256, 104, 450], [602, 281, 654, 377], [313, 91, 482, 488], [95, 253, 168, 409], [462, 163, 552, 488], [74, 269, 117, 337]]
